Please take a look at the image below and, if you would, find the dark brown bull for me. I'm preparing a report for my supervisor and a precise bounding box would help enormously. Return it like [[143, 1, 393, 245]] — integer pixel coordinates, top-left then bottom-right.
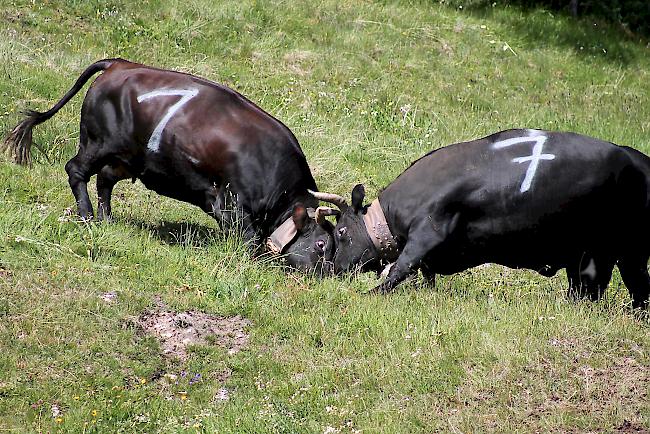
[[3, 58, 336, 273]]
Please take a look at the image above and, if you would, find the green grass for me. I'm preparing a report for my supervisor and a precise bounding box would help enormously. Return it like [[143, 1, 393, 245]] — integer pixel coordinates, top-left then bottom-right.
[[1, 0, 649, 432]]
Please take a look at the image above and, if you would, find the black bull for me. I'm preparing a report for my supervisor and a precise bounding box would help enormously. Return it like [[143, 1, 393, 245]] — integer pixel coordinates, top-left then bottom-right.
[[3, 58, 336, 273], [320, 129, 650, 309]]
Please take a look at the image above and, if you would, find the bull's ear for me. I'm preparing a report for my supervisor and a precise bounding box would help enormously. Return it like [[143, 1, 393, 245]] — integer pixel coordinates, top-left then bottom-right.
[[292, 203, 309, 232], [351, 184, 365, 212]]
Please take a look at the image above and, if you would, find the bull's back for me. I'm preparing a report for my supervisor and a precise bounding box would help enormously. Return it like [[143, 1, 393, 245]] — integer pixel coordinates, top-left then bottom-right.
[[86, 61, 289, 147]]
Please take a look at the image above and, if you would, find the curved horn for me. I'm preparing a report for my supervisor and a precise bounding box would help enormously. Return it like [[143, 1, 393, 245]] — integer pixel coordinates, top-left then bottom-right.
[[314, 206, 340, 225], [308, 189, 349, 211]]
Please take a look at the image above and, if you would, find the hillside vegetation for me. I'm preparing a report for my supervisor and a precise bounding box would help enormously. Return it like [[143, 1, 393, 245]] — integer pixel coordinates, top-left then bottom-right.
[[1, 0, 649, 432]]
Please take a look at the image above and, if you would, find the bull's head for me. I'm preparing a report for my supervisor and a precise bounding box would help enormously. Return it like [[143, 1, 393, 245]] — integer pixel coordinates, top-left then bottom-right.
[[268, 202, 338, 276], [310, 185, 382, 275]]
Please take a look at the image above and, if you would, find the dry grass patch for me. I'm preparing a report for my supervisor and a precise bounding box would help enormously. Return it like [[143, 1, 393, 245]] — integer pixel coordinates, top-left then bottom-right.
[[443, 335, 650, 431], [283, 50, 315, 76]]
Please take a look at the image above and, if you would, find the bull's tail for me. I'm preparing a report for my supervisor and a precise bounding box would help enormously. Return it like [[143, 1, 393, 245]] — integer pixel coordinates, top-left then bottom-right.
[[2, 58, 119, 165]]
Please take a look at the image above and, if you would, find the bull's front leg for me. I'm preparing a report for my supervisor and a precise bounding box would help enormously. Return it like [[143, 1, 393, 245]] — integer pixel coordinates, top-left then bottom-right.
[[420, 262, 437, 287], [371, 224, 443, 294], [208, 191, 261, 253], [239, 214, 263, 257]]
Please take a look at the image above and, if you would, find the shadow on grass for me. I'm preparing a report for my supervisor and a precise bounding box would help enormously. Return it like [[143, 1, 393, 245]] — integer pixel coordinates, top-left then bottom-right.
[[449, 3, 647, 66], [125, 218, 221, 248]]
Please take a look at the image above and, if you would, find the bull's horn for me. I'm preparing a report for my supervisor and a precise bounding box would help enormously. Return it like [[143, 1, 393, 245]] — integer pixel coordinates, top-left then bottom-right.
[[314, 206, 340, 224], [308, 189, 349, 211]]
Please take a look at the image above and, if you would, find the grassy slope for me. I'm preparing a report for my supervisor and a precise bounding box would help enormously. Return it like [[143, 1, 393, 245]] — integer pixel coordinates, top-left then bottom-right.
[[1, 0, 649, 432]]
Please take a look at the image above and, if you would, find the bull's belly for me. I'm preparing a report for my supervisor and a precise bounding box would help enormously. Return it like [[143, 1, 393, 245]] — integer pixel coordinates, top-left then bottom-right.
[[427, 228, 626, 276], [138, 168, 212, 211], [430, 250, 566, 276], [432, 260, 562, 277]]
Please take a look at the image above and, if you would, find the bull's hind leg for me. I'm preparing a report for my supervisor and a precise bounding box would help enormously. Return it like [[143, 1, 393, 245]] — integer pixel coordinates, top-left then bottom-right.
[[618, 255, 650, 309], [566, 254, 615, 302], [65, 131, 114, 219], [97, 164, 131, 221], [65, 153, 95, 220]]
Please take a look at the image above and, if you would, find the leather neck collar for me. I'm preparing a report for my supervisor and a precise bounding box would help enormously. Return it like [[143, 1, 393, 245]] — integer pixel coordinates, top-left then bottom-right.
[[265, 208, 315, 255], [362, 199, 399, 261]]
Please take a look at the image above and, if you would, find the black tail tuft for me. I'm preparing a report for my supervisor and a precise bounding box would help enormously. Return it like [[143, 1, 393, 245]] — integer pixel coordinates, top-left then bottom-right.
[[2, 109, 47, 165]]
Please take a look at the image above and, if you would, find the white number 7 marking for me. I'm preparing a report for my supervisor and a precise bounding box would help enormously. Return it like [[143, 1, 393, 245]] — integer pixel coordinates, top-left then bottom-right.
[[137, 88, 199, 152], [493, 135, 556, 193]]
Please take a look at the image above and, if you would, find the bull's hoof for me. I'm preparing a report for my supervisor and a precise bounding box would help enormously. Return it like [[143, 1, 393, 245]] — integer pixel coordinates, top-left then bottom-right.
[[97, 214, 113, 223], [97, 207, 113, 222]]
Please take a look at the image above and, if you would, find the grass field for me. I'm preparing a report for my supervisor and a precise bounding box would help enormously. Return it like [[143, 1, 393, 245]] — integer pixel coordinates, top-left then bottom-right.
[[1, 0, 649, 432]]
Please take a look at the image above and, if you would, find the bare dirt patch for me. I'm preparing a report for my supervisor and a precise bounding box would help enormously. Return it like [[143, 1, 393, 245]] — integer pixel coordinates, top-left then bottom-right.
[[617, 420, 650, 433], [2, 10, 23, 24], [136, 308, 251, 360], [100, 291, 117, 303]]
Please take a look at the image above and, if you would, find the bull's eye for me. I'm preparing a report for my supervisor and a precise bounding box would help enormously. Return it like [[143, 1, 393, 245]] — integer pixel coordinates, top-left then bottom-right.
[[338, 227, 347, 238], [314, 239, 326, 252]]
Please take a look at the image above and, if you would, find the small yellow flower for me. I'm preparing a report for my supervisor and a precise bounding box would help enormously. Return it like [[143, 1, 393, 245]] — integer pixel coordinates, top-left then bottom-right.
[[193, 422, 201, 428], [140, 378, 146, 385], [91, 409, 98, 417], [179, 392, 188, 401], [73, 395, 80, 400], [55, 417, 63, 424]]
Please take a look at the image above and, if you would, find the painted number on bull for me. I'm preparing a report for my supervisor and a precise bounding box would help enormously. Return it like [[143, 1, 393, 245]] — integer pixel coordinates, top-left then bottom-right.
[[493, 134, 556, 193], [137, 88, 199, 152]]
